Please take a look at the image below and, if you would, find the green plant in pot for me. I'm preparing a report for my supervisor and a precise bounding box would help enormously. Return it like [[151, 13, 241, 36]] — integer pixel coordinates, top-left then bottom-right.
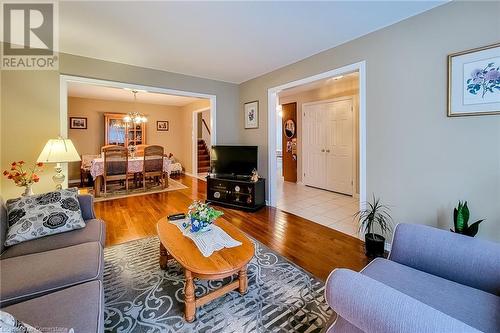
[[355, 195, 393, 257], [451, 201, 484, 237]]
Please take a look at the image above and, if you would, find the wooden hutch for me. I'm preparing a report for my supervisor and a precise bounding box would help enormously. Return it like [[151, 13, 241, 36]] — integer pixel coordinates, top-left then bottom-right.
[[104, 113, 147, 147]]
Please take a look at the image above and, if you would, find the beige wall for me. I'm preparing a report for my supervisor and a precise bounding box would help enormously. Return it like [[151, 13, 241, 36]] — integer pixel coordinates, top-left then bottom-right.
[[278, 75, 359, 193], [239, 1, 500, 242], [67, 97, 207, 181], [1, 52, 238, 199]]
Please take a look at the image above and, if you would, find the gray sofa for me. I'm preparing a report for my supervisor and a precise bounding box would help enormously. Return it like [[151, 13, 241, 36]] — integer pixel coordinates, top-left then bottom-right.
[[0, 194, 105, 333], [325, 223, 500, 333]]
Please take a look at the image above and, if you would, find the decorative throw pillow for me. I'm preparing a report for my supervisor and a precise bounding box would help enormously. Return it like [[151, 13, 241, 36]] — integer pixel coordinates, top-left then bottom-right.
[[0, 310, 41, 333], [4, 188, 85, 247]]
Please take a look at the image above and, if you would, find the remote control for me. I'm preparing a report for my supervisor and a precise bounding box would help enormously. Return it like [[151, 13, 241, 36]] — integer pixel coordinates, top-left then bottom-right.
[[168, 213, 186, 221]]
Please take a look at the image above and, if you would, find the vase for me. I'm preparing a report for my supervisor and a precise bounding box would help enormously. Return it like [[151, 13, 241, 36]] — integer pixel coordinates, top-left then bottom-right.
[[22, 185, 34, 197], [189, 217, 212, 233]]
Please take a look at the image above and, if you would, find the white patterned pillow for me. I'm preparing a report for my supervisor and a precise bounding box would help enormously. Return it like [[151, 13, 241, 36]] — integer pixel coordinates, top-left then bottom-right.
[[4, 188, 86, 247], [0, 310, 41, 332]]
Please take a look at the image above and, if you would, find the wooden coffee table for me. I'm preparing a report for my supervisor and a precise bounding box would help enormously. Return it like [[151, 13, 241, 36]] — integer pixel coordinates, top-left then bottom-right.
[[157, 218, 254, 322]]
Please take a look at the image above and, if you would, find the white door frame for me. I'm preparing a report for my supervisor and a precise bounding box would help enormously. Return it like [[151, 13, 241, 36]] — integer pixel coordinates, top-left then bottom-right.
[[192, 107, 213, 177], [59, 74, 217, 188], [302, 96, 356, 195], [267, 61, 366, 208]]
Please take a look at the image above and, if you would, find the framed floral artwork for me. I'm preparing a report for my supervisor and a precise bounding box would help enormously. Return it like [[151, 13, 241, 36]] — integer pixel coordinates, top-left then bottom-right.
[[244, 101, 259, 129], [448, 43, 500, 117]]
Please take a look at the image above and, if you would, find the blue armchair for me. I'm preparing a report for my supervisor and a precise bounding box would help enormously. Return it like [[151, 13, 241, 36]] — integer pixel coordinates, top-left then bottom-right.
[[325, 223, 500, 333]]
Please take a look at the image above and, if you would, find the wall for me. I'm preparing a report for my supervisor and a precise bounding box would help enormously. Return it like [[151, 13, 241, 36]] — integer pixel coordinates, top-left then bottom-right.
[[278, 74, 359, 193], [1, 70, 61, 198], [180, 99, 211, 174], [67, 96, 205, 181], [239, 1, 500, 242], [200, 109, 211, 150], [1, 52, 238, 199]]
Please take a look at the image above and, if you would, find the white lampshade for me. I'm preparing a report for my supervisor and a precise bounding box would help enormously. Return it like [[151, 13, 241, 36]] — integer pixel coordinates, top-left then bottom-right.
[[37, 138, 81, 163]]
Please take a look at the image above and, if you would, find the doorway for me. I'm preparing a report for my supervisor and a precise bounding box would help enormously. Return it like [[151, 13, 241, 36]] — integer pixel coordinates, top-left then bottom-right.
[[302, 97, 354, 195], [59, 75, 217, 189], [192, 107, 212, 179], [268, 61, 366, 238]]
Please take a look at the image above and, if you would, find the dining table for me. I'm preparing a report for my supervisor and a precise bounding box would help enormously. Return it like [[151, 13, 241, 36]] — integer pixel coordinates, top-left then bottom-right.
[[90, 157, 171, 197]]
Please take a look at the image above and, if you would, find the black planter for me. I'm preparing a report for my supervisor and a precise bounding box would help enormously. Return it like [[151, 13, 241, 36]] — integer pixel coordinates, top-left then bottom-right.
[[364, 233, 385, 257]]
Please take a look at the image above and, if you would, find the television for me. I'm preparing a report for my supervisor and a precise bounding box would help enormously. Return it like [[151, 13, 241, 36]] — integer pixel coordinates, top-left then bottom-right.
[[210, 145, 258, 177]]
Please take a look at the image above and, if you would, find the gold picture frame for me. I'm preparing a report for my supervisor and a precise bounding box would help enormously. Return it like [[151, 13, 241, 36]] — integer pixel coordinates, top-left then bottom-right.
[[447, 43, 500, 117]]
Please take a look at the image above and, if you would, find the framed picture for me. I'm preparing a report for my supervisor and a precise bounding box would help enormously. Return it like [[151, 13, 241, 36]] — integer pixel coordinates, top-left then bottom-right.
[[448, 43, 500, 117], [69, 117, 87, 129], [157, 121, 169, 131], [244, 101, 259, 129]]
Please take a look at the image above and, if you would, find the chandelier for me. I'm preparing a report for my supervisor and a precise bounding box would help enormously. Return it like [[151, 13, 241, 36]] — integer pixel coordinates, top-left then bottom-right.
[[124, 90, 147, 124]]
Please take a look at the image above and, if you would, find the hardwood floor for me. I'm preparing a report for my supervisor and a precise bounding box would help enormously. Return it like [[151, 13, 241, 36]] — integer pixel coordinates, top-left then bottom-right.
[[94, 174, 368, 281]]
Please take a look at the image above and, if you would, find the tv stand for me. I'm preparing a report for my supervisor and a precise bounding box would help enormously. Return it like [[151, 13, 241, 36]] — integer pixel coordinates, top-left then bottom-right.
[[206, 175, 265, 212]]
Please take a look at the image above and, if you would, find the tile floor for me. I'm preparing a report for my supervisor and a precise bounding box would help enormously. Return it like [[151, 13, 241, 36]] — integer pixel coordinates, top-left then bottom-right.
[[276, 178, 360, 238]]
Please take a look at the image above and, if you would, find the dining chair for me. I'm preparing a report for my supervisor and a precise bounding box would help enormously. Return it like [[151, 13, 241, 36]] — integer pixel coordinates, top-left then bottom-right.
[[101, 144, 119, 153], [80, 154, 100, 187], [142, 145, 167, 190], [103, 146, 129, 196], [135, 144, 149, 157]]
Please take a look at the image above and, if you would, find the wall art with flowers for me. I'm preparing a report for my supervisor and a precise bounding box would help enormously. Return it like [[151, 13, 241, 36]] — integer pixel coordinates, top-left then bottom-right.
[[448, 43, 500, 116]]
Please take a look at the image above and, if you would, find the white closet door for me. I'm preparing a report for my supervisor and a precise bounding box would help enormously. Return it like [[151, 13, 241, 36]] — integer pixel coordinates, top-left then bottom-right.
[[303, 99, 353, 195], [325, 99, 353, 194], [303, 103, 326, 188]]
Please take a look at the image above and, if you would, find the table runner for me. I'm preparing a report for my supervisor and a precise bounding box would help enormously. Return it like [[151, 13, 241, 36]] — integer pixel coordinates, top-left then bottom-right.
[[170, 218, 242, 257]]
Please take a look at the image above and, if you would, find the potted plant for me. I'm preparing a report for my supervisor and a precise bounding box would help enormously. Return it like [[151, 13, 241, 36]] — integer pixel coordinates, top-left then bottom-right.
[[355, 195, 393, 257], [451, 201, 484, 237], [183, 201, 224, 233]]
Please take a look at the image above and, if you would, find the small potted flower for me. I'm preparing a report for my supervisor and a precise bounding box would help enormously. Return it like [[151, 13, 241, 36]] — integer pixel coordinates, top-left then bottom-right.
[[183, 201, 224, 233], [3, 161, 44, 196]]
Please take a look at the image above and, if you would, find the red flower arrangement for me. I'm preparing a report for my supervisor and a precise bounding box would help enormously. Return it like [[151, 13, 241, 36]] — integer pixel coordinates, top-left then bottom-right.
[[3, 161, 44, 187]]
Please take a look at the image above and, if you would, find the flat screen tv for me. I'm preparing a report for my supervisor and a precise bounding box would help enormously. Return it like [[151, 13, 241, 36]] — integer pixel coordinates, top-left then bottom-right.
[[210, 145, 258, 176]]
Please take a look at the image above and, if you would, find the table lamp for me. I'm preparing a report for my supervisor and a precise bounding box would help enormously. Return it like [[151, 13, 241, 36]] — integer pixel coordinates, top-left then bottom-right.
[[37, 137, 81, 189]]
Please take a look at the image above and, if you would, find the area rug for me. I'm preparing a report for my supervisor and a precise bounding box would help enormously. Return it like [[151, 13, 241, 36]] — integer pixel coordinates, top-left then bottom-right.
[[92, 179, 188, 202], [103, 236, 332, 333]]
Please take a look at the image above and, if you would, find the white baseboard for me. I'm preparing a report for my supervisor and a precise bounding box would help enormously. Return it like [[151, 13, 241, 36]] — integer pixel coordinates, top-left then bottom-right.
[[184, 172, 207, 181]]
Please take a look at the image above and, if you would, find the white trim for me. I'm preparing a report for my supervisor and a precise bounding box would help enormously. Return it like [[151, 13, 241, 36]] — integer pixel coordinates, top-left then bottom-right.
[[59, 74, 217, 189], [267, 61, 367, 239], [184, 171, 207, 181], [59, 75, 69, 188], [301, 96, 356, 196], [192, 107, 212, 176]]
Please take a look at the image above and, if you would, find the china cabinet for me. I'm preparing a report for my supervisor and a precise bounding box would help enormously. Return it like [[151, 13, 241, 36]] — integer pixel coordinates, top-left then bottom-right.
[[104, 113, 146, 147]]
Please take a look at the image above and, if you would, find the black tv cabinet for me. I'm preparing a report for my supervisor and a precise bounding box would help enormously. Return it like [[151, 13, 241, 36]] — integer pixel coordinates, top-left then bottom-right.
[[206, 175, 265, 212]]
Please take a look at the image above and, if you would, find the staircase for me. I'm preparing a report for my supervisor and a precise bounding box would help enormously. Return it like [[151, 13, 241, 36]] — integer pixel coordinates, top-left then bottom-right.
[[197, 139, 210, 174]]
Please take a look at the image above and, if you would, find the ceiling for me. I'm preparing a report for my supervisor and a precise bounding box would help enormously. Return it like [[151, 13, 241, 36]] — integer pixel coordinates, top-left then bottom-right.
[[279, 72, 359, 97], [68, 82, 204, 106], [59, 1, 445, 83]]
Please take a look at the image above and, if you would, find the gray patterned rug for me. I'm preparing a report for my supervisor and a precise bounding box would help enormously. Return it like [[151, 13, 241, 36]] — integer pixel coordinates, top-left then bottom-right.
[[103, 236, 332, 333]]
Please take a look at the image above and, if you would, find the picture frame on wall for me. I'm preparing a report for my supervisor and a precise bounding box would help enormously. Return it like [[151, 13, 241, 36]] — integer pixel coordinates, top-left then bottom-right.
[[244, 101, 259, 129], [69, 117, 87, 129], [157, 121, 169, 131], [448, 43, 500, 117]]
